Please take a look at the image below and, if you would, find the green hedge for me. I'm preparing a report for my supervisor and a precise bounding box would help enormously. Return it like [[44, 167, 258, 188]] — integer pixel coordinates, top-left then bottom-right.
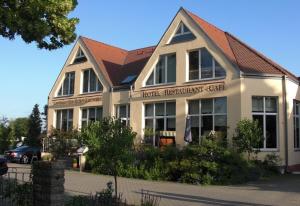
[[88, 138, 278, 185]]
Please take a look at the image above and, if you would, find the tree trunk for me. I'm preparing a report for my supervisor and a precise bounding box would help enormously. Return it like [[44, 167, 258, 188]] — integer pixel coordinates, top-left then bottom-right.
[[114, 175, 118, 197]]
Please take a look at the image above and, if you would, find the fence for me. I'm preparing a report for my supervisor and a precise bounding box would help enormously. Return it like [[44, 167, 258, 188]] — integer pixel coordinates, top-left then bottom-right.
[[0, 167, 33, 206]]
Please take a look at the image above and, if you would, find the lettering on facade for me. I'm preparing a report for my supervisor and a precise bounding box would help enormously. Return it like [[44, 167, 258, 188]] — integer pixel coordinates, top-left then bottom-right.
[[142, 82, 225, 98], [51, 96, 101, 108]]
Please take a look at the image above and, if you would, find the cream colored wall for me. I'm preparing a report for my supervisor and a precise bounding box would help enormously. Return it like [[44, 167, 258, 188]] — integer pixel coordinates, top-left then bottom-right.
[[132, 10, 241, 145], [241, 77, 300, 166], [48, 40, 111, 132], [241, 77, 284, 163], [286, 79, 300, 166]]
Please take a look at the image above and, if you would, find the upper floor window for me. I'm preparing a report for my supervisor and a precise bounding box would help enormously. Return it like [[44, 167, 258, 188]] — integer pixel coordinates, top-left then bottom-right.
[[81, 107, 103, 128], [73, 48, 87, 64], [56, 109, 73, 131], [115, 104, 130, 126], [294, 100, 300, 149], [252, 96, 278, 149], [189, 48, 226, 81], [146, 54, 176, 86], [57, 72, 75, 96], [170, 22, 195, 44], [82, 69, 103, 93]]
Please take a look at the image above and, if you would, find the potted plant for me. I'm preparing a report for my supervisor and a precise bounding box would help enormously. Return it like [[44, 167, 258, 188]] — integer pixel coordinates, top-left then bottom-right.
[[72, 157, 78, 168]]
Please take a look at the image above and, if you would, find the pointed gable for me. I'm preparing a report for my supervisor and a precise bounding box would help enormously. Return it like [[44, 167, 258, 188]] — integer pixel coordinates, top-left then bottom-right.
[[184, 9, 298, 81], [72, 48, 87, 64], [169, 22, 196, 44]]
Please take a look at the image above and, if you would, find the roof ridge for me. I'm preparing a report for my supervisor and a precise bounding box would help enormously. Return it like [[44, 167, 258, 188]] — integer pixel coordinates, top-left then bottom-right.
[[129, 45, 156, 52], [80, 36, 128, 53], [225, 32, 297, 79], [183, 9, 225, 33]]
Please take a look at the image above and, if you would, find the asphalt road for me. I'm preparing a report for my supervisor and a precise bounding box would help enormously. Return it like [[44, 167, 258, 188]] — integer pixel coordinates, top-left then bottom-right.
[[6, 163, 300, 206]]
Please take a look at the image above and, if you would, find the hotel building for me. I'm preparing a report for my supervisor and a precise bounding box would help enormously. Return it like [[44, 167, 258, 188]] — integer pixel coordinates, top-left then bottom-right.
[[48, 8, 300, 171]]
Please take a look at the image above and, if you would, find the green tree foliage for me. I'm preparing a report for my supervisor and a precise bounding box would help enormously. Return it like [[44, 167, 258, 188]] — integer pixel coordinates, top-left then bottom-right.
[[233, 119, 264, 160], [27, 104, 42, 146], [0, 0, 79, 50], [48, 128, 80, 159], [9, 117, 29, 141], [0, 117, 11, 153], [81, 118, 136, 196]]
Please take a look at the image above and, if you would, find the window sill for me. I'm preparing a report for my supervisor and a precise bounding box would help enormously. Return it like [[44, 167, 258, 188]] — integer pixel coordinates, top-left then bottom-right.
[[80, 91, 102, 95], [294, 149, 300, 152], [257, 148, 279, 152], [143, 83, 176, 89], [54, 95, 74, 99], [185, 77, 226, 84]]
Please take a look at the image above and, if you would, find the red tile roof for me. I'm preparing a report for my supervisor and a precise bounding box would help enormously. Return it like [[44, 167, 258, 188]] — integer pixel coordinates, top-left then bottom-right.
[[184, 9, 298, 81], [80, 8, 298, 87], [80, 36, 155, 86]]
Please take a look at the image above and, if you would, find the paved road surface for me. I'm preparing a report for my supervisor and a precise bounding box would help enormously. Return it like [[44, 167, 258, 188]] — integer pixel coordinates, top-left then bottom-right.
[[7, 163, 300, 206]]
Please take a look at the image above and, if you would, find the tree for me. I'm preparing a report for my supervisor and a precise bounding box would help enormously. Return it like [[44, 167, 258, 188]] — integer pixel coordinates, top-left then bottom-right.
[[27, 104, 42, 146], [233, 119, 264, 160], [0, 117, 11, 153], [81, 118, 136, 197], [9, 117, 30, 141], [0, 0, 79, 50]]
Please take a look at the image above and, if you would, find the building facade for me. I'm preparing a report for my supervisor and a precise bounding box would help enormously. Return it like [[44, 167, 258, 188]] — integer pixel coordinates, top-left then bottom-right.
[[48, 8, 300, 170]]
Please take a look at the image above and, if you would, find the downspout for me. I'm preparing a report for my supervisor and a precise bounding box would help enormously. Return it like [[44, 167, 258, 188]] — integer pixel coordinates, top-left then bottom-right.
[[282, 75, 289, 172]]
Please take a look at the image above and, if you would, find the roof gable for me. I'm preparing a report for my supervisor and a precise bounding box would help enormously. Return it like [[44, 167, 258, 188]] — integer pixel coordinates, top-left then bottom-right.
[[184, 9, 298, 81]]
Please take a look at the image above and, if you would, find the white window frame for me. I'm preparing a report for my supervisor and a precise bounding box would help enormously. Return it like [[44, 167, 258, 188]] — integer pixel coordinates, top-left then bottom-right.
[[76, 49, 85, 59], [188, 48, 226, 82], [294, 100, 300, 149], [55, 109, 73, 131], [80, 107, 103, 128], [115, 104, 130, 126], [187, 97, 227, 144], [57, 72, 75, 97], [252, 96, 278, 150], [174, 23, 191, 37], [82, 68, 102, 94], [145, 54, 176, 86], [144, 101, 176, 146]]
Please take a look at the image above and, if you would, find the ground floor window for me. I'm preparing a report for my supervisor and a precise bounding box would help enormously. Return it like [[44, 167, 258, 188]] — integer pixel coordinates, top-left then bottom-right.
[[144, 101, 176, 146], [56, 109, 73, 131], [294, 100, 300, 149], [252, 96, 278, 149], [188, 97, 227, 144], [115, 104, 130, 126], [81, 107, 103, 128]]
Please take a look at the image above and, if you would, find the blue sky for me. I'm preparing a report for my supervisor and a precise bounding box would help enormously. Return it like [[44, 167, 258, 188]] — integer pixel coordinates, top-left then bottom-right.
[[0, 0, 299, 119]]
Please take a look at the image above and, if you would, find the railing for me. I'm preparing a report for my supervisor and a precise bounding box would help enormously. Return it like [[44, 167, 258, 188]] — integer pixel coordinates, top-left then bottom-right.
[[0, 167, 33, 206]]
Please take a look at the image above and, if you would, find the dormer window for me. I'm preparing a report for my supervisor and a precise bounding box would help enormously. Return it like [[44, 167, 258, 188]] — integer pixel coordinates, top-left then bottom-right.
[[57, 72, 75, 96], [146, 54, 176, 86], [188, 48, 226, 81], [82, 69, 103, 93], [73, 48, 87, 64], [169, 22, 196, 44]]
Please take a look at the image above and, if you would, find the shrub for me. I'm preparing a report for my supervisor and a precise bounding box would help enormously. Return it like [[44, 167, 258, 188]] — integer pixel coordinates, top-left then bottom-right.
[[48, 128, 80, 159], [233, 119, 264, 160]]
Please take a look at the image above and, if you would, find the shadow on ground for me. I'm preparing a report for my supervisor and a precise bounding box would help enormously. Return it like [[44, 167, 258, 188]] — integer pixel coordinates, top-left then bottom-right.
[[135, 190, 272, 206], [233, 174, 300, 194]]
